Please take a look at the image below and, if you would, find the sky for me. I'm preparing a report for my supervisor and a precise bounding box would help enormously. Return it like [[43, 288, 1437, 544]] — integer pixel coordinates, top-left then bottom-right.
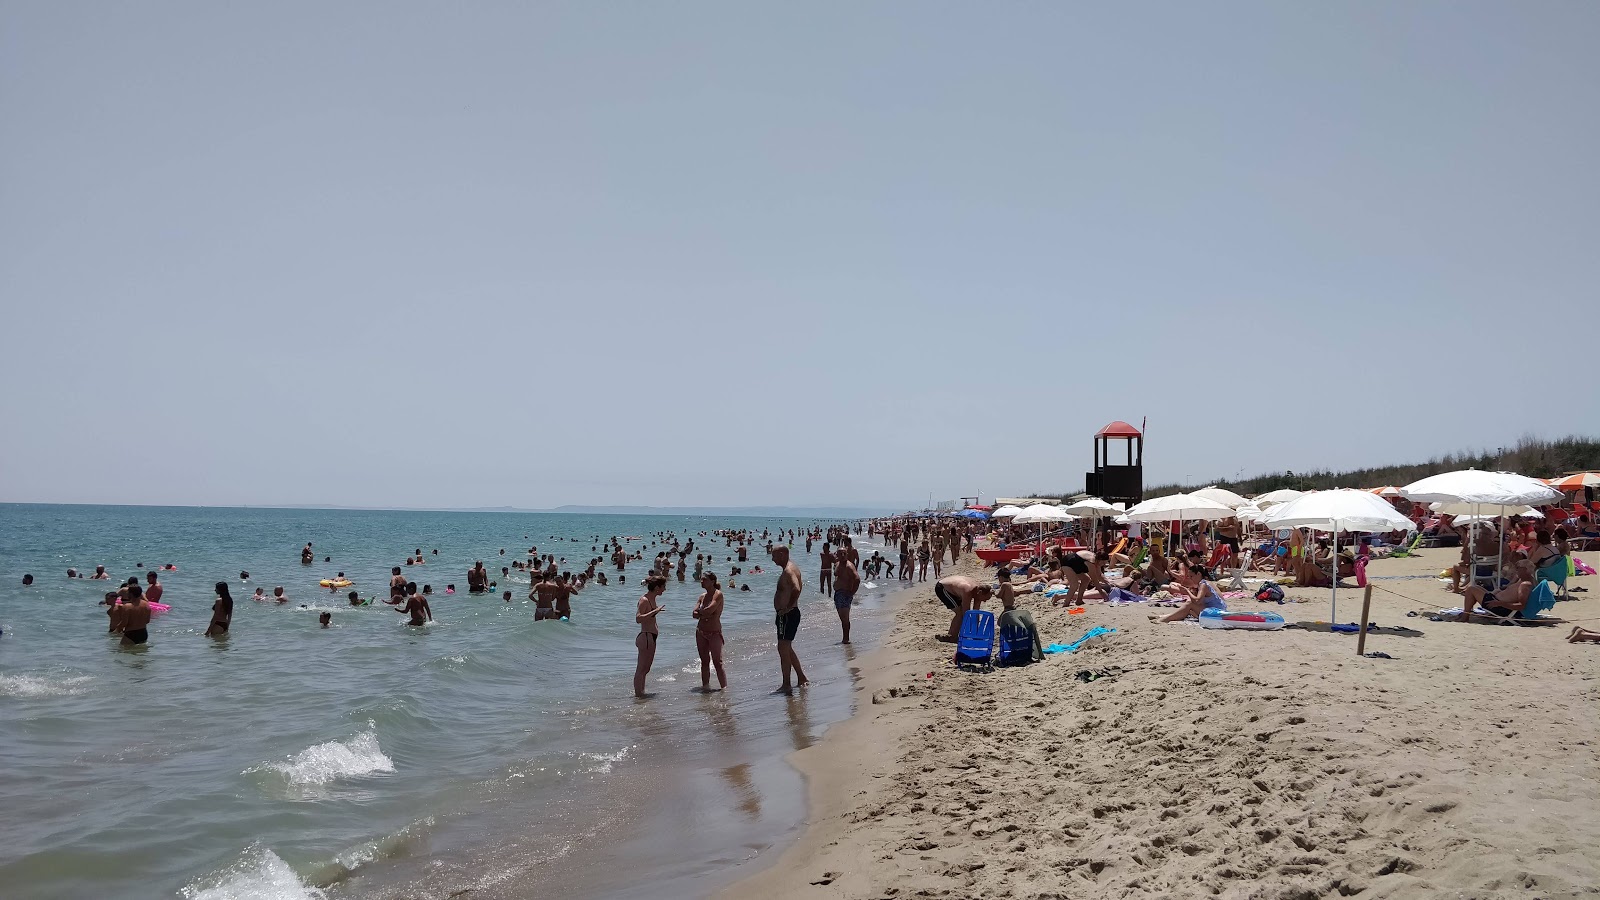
[[2, 2, 1596, 510]]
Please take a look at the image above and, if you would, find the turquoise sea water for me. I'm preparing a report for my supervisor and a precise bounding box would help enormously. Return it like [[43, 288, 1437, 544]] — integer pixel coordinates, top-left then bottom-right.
[[0, 504, 897, 899]]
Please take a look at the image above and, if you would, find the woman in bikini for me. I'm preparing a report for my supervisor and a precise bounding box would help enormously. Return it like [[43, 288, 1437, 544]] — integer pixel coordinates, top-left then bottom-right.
[[633, 575, 667, 698]]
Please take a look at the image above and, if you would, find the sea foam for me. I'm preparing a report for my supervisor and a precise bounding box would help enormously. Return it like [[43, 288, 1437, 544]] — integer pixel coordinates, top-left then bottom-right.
[[251, 731, 394, 786], [0, 673, 93, 698], [181, 847, 325, 900]]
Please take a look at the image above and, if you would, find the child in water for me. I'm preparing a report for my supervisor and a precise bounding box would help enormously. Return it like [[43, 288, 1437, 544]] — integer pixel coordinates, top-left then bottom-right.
[[319, 612, 332, 628]]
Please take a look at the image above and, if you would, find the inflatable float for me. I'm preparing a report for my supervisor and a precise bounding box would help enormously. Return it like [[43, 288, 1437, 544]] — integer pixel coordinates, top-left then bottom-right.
[[116, 600, 170, 613], [319, 579, 354, 588], [1199, 608, 1285, 630]]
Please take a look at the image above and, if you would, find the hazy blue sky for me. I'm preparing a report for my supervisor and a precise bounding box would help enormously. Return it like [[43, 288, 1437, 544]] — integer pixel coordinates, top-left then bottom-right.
[[2, 2, 1596, 509]]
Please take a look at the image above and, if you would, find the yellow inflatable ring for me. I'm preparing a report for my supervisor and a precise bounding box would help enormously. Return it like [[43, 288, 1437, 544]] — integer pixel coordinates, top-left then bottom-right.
[[319, 579, 354, 588]]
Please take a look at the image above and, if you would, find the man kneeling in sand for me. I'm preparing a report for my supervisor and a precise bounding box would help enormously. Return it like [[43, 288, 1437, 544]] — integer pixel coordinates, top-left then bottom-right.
[[934, 574, 992, 643]]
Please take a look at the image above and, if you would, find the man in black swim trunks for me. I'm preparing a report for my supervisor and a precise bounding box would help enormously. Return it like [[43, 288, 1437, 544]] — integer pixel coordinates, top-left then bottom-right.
[[120, 583, 153, 646], [771, 546, 807, 693], [934, 574, 992, 642]]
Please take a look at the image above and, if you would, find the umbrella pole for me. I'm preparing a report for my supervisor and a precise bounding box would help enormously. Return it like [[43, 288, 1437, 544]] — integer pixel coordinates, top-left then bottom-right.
[[1332, 527, 1338, 624], [1496, 504, 1506, 588]]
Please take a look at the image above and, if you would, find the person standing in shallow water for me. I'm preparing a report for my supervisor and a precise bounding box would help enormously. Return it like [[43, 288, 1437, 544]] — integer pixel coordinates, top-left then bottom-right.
[[693, 572, 727, 691], [832, 550, 860, 645], [771, 545, 807, 694], [206, 582, 233, 637], [634, 574, 666, 698], [120, 584, 152, 646]]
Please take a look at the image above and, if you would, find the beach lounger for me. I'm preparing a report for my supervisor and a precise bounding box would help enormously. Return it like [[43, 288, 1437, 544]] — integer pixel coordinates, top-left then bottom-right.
[[953, 609, 996, 672], [1390, 532, 1425, 558], [1475, 580, 1558, 626]]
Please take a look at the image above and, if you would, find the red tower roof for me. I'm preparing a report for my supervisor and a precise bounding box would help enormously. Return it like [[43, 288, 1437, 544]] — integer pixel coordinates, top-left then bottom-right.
[[1096, 420, 1142, 438]]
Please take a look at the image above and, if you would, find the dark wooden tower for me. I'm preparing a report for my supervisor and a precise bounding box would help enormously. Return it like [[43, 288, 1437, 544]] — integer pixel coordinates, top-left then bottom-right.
[[1084, 421, 1144, 507]]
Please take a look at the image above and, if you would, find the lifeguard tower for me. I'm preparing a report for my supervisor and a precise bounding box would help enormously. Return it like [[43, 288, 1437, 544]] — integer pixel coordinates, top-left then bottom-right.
[[1084, 421, 1144, 508]]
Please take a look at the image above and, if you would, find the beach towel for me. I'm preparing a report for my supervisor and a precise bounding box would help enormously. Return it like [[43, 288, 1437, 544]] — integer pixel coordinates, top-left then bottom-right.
[[1044, 626, 1116, 654]]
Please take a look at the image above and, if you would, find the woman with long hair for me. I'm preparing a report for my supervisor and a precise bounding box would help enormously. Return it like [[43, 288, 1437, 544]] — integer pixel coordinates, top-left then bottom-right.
[[206, 582, 234, 637]]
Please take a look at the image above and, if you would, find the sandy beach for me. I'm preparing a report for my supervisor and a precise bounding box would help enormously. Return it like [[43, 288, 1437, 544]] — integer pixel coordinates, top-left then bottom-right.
[[723, 547, 1600, 899]]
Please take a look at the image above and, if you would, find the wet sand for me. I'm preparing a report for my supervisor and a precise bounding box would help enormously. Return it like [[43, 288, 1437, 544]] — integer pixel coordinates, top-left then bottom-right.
[[722, 546, 1600, 899], [342, 546, 912, 900]]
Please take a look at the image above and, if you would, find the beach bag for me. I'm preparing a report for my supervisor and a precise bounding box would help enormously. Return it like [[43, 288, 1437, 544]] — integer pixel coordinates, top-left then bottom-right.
[[1255, 581, 1285, 603]]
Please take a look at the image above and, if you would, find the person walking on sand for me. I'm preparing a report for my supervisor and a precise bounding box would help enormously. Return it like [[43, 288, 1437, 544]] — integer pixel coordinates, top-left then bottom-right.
[[693, 572, 727, 691], [205, 582, 233, 637], [832, 550, 860, 644], [634, 575, 667, 697], [771, 546, 808, 693]]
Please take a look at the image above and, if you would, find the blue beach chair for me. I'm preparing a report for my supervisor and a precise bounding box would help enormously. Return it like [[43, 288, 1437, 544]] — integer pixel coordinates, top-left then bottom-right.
[[996, 620, 1035, 667], [953, 609, 996, 672]]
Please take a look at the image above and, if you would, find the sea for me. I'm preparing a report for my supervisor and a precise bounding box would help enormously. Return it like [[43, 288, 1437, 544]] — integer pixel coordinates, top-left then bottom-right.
[[0, 504, 904, 900]]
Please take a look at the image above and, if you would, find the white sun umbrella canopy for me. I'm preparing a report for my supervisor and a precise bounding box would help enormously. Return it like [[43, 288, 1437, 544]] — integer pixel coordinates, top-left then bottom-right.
[[1063, 497, 1123, 550], [1404, 471, 1561, 588], [1253, 489, 1305, 507], [1192, 487, 1250, 509], [1429, 502, 1543, 519], [1012, 503, 1072, 525], [1236, 503, 1267, 523], [1011, 503, 1073, 556], [1400, 471, 1563, 507], [990, 505, 1025, 519], [1125, 493, 1236, 522], [1262, 489, 1415, 622]]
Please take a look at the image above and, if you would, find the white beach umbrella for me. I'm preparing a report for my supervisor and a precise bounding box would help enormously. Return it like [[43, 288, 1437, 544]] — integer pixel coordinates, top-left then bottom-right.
[[1262, 489, 1415, 622], [1402, 470, 1562, 589], [1400, 471, 1563, 507], [1236, 503, 1266, 523], [1263, 489, 1415, 535], [1063, 497, 1122, 550], [1428, 503, 1542, 519], [990, 505, 1024, 519], [1253, 489, 1306, 507], [1125, 493, 1235, 561], [1124, 493, 1236, 522], [1013, 503, 1072, 524], [1192, 487, 1250, 509], [1012, 503, 1073, 555]]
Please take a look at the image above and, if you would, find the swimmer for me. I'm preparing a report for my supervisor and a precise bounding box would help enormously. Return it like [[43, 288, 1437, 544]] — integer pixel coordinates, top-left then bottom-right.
[[240, 571, 250, 581], [252, 587, 267, 601], [145, 571, 164, 606], [398, 587, 432, 625], [503, 590, 513, 602], [91, 565, 110, 580], [162, 564, 177, 571], [21, 574, 33, 586], [445, 584, 456, 594], [120, 584, 152, 646], [348, 591, 364, 606], [206, 583, 233, 637], [272, 586, 288, 603], [67, 568, 79, 579], [422, 584, 432, 595], [319, 612, 332, 628], [301, 543, 314, 564]]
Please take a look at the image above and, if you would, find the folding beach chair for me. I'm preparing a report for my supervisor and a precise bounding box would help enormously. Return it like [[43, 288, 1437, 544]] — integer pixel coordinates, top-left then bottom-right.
[[996, 620, 1036, 668], [1224, 550, 1256, 591], [1474, 580, 1558, 626], [1390, 532, 1425, 558], [953, 609, 996, 672]]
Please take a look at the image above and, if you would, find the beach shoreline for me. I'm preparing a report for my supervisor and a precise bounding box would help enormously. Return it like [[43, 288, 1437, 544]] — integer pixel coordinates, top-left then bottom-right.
[[721, 546, 1600, 899]]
